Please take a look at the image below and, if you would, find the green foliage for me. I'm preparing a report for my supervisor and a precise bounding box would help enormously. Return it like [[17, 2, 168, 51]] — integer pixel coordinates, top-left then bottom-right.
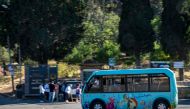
[[150, 42, 170, 61], [0, 46, 9, 62], [179, 0, 190, 47], [0, 0, 189, 66], [66, 0, 121, 63], [0, 0, 85, 64], [151, 16, 161, 38], [96, 40, 120, 62], [82, 5, 120, 46], [150, 0, 163, 15], [160, 0, 190, 61], [23, 58, 38, 66], [65, 41, 95, 63], [118, 0, 155, 66], [58, 63, 80, 78]]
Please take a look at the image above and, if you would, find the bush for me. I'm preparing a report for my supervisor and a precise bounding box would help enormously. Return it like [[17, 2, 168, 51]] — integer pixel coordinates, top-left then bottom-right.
[[58, 63, 80, 78]]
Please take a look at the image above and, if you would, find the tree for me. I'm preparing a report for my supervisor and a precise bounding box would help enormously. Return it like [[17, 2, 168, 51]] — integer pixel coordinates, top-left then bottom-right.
[[96, 40, 120, 63], [82, 0, 120, 46], [160, 0, 190, 61], [64, 41, 95, 63], [118, 0, 155, 67], [150, 42, 170, 61], [65, 0, 121, 63], [1, 0, 85, 64], [0, 2, 9, 46], [160, 0, 190, 81], [0, 45, 13, 63]]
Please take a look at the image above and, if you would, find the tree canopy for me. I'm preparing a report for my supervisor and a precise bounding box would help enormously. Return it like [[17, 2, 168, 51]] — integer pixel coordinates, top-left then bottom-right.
[[118, 0, 155, 67], [160, 0, 190, 61], [0, 0, 189, 66], [65, 0, 121, 63], [0, 0, 85, 64]]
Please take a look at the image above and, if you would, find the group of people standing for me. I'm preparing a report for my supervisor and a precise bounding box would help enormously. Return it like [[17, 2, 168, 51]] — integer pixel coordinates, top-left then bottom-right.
[[39, 80, 81, 103]]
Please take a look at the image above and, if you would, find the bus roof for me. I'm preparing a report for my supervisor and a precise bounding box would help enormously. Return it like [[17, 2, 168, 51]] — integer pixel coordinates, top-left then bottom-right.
[[92, 68, 174, 77]]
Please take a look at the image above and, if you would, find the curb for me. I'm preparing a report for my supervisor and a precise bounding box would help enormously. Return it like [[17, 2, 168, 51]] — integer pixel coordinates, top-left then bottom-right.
[[0, 93, 16, 99]]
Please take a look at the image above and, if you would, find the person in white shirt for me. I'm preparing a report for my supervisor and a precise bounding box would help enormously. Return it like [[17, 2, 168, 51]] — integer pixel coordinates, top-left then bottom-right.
[[39, 84, 45, 100], [44, 82, 50, 101], [39, 84, 45, 94], [65, 84, 72, 103]]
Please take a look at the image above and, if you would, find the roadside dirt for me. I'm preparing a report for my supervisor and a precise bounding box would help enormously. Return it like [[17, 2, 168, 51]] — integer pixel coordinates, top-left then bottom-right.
[[0, 75, 24, 94]]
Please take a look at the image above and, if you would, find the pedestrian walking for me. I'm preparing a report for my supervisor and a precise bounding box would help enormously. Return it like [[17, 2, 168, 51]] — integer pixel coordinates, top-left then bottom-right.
[[49, 81, 55, 102]]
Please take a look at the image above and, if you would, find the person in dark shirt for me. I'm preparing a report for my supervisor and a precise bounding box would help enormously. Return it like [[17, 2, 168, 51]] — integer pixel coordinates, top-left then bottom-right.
[[49, 81, 55, 102], [61, 82, 66, 102], [75, 84, 81, 102]]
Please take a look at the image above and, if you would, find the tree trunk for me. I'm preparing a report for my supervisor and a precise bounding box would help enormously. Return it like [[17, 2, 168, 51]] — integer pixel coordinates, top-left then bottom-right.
[[179, 68, 184, 81], [39, 51, 48, 65], [135, 52, 141, 68]]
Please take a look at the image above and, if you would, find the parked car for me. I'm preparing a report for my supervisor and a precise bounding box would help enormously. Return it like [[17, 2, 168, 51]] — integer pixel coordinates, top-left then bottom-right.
[[65, 80, 82, 101]]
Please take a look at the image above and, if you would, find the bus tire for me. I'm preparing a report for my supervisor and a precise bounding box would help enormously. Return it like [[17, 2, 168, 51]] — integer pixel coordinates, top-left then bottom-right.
[[90, 100, 106, 109], [153, 99, 170, 109]]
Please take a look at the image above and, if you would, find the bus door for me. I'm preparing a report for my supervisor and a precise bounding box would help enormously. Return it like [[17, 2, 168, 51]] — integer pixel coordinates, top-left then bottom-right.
[[102, 75, 127, 109], [123, 74, 152, 109]]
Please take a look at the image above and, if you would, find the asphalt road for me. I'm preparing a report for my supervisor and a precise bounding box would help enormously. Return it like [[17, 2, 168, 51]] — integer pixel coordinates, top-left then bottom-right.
[[0, 95, 189, 109]]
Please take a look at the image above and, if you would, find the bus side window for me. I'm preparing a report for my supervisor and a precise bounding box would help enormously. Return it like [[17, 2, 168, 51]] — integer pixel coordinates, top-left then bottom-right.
[[127, 74, 148, 92], [150, 74, 170, 92], [103, 76, 125, 92], [85, 77, 102, 93]]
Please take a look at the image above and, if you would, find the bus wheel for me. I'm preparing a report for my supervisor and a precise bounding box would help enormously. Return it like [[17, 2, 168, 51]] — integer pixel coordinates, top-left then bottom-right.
[[153, 100, 169, 109], [90, 101, 105, 109]]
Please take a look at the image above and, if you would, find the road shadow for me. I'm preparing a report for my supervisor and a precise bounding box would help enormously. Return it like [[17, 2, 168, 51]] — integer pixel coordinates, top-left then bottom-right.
[[178, 99, 190, 105], [0, 93, 67, 105]]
